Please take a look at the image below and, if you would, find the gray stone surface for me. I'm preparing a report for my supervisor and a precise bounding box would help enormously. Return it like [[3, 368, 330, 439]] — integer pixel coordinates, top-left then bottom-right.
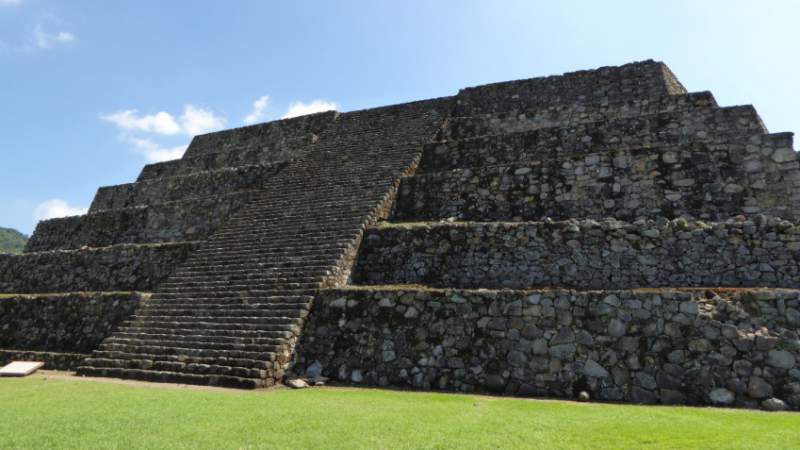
[[353, 218, 800, 289], [296, 288, 800, 410]]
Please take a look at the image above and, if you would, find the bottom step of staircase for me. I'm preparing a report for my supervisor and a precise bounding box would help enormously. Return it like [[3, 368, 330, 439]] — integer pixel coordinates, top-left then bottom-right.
[[76, 366, 272, 389]]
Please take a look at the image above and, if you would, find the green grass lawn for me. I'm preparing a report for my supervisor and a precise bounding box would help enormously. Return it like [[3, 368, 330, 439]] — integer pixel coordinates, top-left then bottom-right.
[[0, 376, 798, 449]]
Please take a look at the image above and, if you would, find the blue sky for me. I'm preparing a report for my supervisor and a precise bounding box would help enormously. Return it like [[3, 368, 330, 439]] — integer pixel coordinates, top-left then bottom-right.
[[1, 0, 798, 235]]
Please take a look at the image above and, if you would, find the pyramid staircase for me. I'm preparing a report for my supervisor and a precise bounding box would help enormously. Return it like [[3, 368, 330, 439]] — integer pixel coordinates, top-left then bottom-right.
[[76, 99, 451, 387]]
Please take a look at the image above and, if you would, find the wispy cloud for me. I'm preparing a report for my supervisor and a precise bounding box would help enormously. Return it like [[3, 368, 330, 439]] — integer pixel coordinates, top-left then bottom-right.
[[101, 105, 226, 136], [102, 97, 339, 164], [180, 105, 226, 135], [0, 0, 22, 6], [34, 199, 87, 221], [33, 24, 76, 49], [282, 100, 337, 119], [127, 137, 187, 163], [101, 110, 183, 135], [243, 95, 269, 125], [102, 104, 225, 163]]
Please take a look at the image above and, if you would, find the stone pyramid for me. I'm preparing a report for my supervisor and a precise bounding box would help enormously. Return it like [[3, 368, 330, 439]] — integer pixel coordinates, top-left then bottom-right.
[[1, 60, 797, 409]]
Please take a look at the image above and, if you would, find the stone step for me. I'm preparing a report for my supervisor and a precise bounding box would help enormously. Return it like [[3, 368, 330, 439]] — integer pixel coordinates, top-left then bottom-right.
[[135, 300, 313, 316], [175, 254, 341, 272], [182, 251, 345, 266], [76, 366, 268, 389], [218, 213, 372, 229], [102, 336, 285, 353], [119, 319, 298, 333], [172, 266, 332, 278], [141, 298, 312, 310], [206, 228, 361, 243], [161, 275, 326, 285], [96, 342, 280, 361], [84, 357, 270, 379], [117, 326, 293, 340], [157, 280, 321, 290], [128, 314, 303, 326], [90, 350, 277, 371], [145, 294, 312, 304], [138, 301, 311, 314], [420, 103, 765, 173], [152, 289, 317, 299], [196, 240, 354, 254]]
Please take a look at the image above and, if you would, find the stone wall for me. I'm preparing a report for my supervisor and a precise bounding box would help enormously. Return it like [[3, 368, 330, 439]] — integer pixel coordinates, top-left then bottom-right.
[[138, 146, 293, 181], [0, 242, 197, 293], [91, 163, 285, 212], [295, 287, 800, 410], [421, 99, 762, 173], [453, 60, 686, 118], [0, 292, 145, 354], [353, 218, 800, 289], [183, 110, 336, 158], [396, 134, 800, 222], [443, 91, 722, 142], [27, 192, 254, 251]]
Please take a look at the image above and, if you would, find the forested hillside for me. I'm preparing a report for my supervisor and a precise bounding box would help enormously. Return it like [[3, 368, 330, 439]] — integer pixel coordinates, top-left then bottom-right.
[[0, 227, 28, 254]]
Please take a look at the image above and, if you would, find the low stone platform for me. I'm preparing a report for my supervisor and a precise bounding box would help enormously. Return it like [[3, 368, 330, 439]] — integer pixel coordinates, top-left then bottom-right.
[[0, 292, 147, 370], [295, 286, 800, 410]]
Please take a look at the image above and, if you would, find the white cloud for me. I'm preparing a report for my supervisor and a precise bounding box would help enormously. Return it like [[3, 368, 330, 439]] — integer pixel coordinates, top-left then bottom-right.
[[101, 105, 225, 136], [34, 25, 76, 49], [34, 199, 88, 221], [101, 110, 182, 135], [128, 137, 187, 163], [243, 95, 269, 125], [282, 100, 337, 119], [0, 0, 22, 6], [180, 105, 226, 135]]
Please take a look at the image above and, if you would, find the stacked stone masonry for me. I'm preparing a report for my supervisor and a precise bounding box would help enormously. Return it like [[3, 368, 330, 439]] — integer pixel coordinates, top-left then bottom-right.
[[0, 292, 145, 369], [1, 60, 799, 411], [296, 288, 800, 410], [0, 242, 199, 293], [353, 218, 800, 290]]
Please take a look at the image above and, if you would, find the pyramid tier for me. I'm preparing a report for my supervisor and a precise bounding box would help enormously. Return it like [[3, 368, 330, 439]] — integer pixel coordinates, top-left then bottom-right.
[[421, 95, 766, 173], [295, 286, 800, 408], [0, 242, 198, 293], [353, 219, 800, 289], [0, 292, 145, 370], [396, 136, 798, 222], [91, 162, 286, 212], [27, 191, 257, 252]]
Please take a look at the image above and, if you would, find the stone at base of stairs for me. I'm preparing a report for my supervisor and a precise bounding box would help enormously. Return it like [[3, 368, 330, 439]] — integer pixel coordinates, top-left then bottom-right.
[[0, 350, 88, 371], [76, 366, 271, 389]]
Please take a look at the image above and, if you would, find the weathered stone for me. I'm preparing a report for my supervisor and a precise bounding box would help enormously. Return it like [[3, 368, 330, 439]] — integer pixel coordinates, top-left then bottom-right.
[[583, 359, 609, 378], [767, 350, 796, 369], [761, 397, 788, 412], [709, 388, 735, 406], [748, 376, 773, 399], [286, 379, 309, 389]]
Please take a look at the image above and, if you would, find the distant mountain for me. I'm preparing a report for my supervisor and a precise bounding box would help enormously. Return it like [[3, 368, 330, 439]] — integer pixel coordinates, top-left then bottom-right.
[[0, 227, 28, 254]]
